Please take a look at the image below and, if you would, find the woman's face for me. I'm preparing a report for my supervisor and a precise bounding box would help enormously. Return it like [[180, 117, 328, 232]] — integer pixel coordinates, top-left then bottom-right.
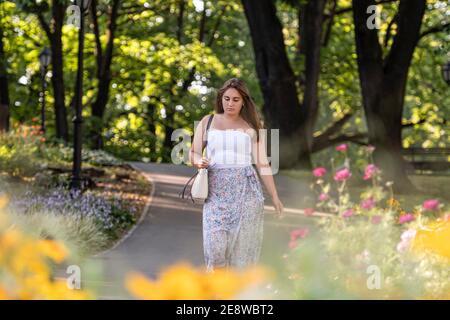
[[222, 88, 244, 116]]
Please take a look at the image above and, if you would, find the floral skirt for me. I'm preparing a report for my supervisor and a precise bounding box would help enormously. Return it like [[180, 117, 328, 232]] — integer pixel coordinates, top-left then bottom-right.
[[203, 165, 265, 272]]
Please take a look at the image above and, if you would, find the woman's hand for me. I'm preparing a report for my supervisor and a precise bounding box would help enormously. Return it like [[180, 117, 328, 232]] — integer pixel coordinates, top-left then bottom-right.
[[272, 195, 284, 218], [195, 157, 210, 169]]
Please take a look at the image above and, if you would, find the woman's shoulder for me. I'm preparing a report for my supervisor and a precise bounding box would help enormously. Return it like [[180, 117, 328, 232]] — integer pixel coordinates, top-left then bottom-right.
[[200, 113, 215, 123]]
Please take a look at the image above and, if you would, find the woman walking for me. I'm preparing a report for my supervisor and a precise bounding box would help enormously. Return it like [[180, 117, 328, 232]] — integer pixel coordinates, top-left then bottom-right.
[[190, 78, 284, 272]]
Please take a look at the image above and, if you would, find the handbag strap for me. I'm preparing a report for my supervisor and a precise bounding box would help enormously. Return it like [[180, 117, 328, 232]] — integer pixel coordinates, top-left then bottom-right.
[[204, 114, 214, 158], [179, 114, 214, 202], [179, 171, 198, 202]]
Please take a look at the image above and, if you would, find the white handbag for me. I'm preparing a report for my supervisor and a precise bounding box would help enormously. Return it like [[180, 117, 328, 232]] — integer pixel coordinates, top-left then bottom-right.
[[180, 115, 214, 204], [190, 168, 208, 203]]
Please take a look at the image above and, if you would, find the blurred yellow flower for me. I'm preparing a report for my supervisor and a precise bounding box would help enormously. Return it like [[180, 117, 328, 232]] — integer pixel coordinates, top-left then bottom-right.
[[0, 209, 93, 300], [37, 240, 69, 263], [125, 263, 269, 300], [0, 195, 8, 210], [387, 198, 400, 208], [413, 220, 450, 260]]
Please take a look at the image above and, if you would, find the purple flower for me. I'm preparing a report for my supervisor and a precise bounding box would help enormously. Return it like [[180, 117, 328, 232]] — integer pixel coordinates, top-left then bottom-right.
[[9, 187, 125, 231]]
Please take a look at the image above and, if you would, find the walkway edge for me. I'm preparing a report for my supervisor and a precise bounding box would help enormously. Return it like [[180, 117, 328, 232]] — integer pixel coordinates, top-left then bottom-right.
[[92, 163, 156, 257]]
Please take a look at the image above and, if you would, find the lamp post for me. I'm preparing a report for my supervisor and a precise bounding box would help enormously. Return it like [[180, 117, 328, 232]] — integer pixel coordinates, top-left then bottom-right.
[[70, 0, 92, 190], [39, 47, 51, 134], [443, 60, 450, 86]]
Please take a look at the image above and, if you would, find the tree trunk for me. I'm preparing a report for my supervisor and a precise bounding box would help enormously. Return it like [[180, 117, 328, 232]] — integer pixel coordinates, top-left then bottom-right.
[[50, 31, 69, 142], [241, 0, 311, 169], [352, 0, 426, 193], [0, 21, 10, 132], [300, 0, 327, 160], [163, 106, 175, 162], [147, 102, 157, 162], [91, 0, 120, 149], [39, 1, 69, 142], [37, 1, 69, 142]]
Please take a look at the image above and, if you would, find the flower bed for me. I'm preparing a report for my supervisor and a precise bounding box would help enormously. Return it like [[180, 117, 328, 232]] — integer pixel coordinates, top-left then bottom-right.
[[278, 144, 450, 299]]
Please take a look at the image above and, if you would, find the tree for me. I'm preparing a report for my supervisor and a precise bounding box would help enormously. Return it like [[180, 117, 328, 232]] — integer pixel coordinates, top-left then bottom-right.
[[35, 0, 69, 142], [0, 5, 9, 132], [296, 0, 327, 162], [17, 0, 69, 141], [241, 0, 311, 169], [352, 0, 426, 192], [89, 0, 121, 149]]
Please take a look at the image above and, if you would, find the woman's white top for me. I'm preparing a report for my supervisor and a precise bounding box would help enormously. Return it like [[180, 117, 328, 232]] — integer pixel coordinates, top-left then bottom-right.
[[206, 129, 253, 168]]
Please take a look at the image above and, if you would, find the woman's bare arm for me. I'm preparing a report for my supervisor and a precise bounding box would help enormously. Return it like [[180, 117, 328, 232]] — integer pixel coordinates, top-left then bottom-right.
[[252, 131, 284, 215], [189, 115, 210, 169]]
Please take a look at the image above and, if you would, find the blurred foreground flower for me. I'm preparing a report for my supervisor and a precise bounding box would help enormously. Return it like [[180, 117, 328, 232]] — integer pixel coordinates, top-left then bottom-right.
[[398, 213, 415, 224], [334, 168, 351, 181], [125, 262, 270, 300], [422, 199, 440, 212], [335, 144, 348, 152], [413, 220, 450, 260], [363, 164, 379, 180], [361, 197, 376, 210], [342, 209, 354, 218], [0, 196, 92, 300], [313, 167, 327, 177]]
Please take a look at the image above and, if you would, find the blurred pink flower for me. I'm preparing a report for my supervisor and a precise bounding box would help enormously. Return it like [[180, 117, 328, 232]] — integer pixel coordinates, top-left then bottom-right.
[[335, 144, 348, 152], [304, 208, 315, 216], [422, 199, 440, 211], [366, 145, 375, 153], [371, 215, 382, 224], [363, 164, 379, 180], [334, 168, 352, 181], [342, 209, 354, 218], [318, 193, 329, 201], [361, 197, 376, 210], [288, 240, 298, 249], [290, 228, 309, 241], [313, 167, 327, 177], [398, 213, 415, 224]]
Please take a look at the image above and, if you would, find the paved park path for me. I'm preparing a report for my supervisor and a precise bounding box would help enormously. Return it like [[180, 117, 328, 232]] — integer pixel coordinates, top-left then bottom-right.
[[79, 162, 322, 299]]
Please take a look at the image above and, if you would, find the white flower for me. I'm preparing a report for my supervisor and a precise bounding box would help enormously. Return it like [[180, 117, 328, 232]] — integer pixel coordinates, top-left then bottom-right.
[[401, 229, 417, 242], [397, 229, 417, 253]]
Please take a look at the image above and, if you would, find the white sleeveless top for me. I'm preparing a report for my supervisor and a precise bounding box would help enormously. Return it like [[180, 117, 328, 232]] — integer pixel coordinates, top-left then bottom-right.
[[206, 129, 253, 168]]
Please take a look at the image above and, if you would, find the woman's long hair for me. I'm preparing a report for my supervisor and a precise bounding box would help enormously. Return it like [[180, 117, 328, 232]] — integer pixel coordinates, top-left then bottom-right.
[[214, 78, 263, 141]]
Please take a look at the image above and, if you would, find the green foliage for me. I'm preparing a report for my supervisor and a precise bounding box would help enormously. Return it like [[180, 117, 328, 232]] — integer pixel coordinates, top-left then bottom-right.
[[0, 124, 45, 176], [0, 123, 123, 177], [1, 0, 448, 163]]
